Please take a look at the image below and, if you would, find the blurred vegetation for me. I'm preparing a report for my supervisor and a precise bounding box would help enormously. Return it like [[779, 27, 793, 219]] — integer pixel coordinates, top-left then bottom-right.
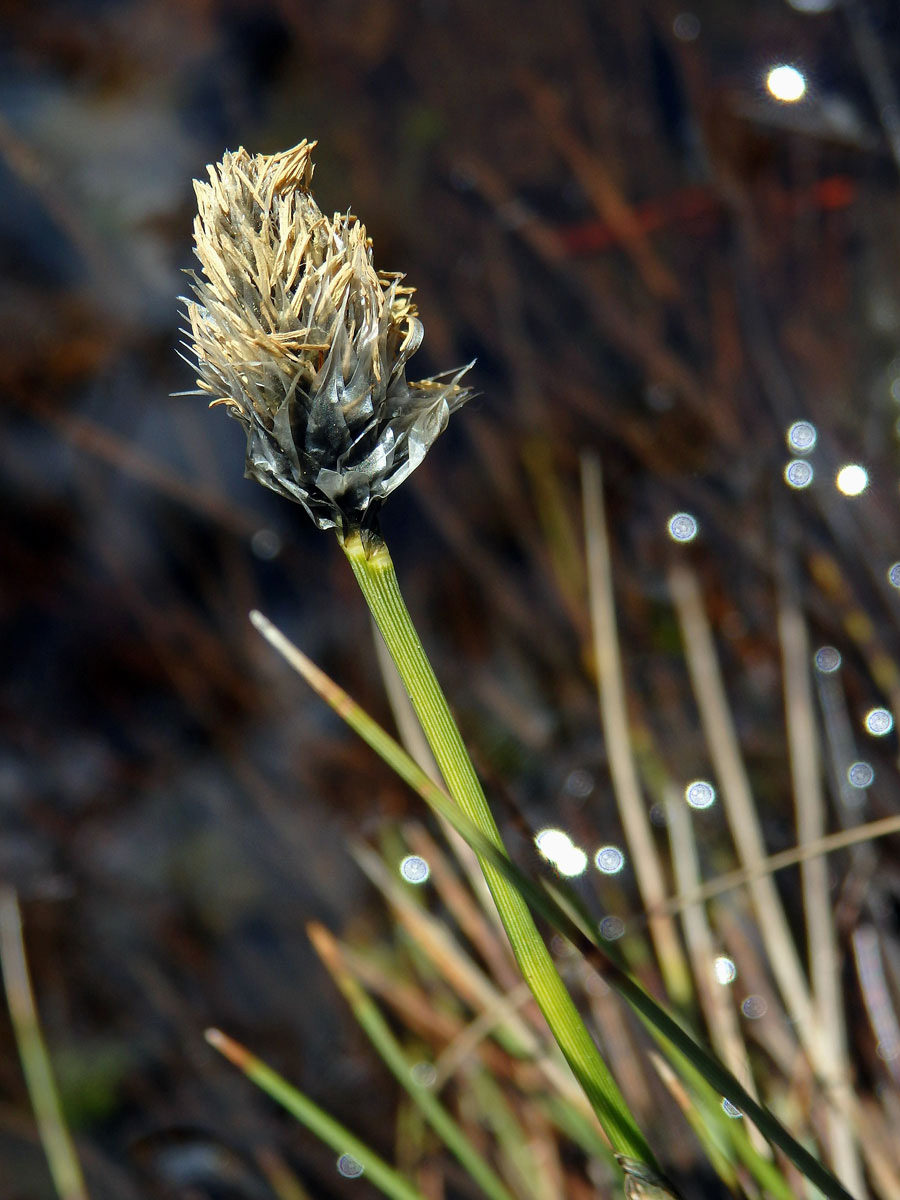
[[2, 0, 900, 1197]]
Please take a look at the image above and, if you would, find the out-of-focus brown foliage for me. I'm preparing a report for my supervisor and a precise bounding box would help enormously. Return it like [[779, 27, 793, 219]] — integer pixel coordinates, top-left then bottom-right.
[[2, 0, 900, 1196]]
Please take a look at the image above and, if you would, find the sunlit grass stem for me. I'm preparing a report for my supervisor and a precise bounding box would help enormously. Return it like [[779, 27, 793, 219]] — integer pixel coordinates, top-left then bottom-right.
[[339, 528, 656, 1169], [205, 1029, 426, 1200], [308, 921, 517, 1200], [249, 607, 856, 1200]]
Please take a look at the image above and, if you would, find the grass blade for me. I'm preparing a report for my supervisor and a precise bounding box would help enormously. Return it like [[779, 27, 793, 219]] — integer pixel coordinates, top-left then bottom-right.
[[308, 921, 517, 1200], [0, 888, 90, 1200], [249, 608, 856, 1200], [204, 1028, 426, 1200], [582, 452, 690, 1005], [340, 529, 658, 1170]]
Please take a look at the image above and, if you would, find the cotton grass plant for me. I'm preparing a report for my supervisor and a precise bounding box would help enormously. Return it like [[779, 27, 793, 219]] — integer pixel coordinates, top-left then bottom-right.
[[180, 140, 862, 1199], [184, 139, 470, 539]]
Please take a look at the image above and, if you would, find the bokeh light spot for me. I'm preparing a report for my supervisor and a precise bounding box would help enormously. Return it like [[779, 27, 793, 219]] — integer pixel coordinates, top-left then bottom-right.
[[787, 0, 834, 10], [337, 1154, 365, 1179], [847, 761, 874, 789], [400, 855, 430, 884], [556, 845, 588, 877], [594, 845, 625, 875], [784, 459, 813, 489], [667, 512, 698, 542], [250, 528, 282, 560], [787, 420, 817, 452], [535, 829, 588, 877], [766, 64, 807, 102], [536, 828, 571, 861], [411, 1061, 437, 1087], [865, 708, 894, 736], [563, 768, 595, 799], [672, 12, 700, 40], [836, 464, 868, 496], [814, 646, 841, 673], [685, 780, 716, 809], [599, 915, 625, 941], [714, 956, 737, 985], [741, 994, 768, 1020]]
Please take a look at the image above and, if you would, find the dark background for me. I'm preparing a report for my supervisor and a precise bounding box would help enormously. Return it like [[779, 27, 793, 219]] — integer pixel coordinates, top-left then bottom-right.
[[3, 0, 900, 1196]]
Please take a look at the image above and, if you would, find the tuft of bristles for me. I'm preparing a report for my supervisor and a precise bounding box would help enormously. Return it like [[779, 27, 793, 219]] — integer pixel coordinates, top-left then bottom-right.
[[183, 140, 471, 535]]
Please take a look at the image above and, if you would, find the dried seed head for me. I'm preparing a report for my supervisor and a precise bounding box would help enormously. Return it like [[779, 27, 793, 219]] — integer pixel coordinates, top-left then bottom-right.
[[182, 140, 471, 536]]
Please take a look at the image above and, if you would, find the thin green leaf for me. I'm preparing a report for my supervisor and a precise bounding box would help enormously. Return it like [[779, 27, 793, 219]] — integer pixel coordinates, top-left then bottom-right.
[[204, 1029, 425, 1200], [250, 608, 856, 1200]]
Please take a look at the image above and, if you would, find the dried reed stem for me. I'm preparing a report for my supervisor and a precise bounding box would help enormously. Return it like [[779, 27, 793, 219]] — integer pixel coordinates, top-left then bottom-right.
[[777, 577, 864, 1195], [668, 564, 823, 1056], [582, 454, 690, 1003], [665, 790, 768, 1156]]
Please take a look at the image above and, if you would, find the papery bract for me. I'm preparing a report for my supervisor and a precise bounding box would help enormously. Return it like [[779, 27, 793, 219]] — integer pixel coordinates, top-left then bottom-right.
[[183, 140, 470, 535]]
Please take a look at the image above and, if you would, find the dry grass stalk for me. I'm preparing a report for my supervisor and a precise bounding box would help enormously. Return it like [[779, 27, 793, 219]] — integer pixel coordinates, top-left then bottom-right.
[[777, 573, 863, 1194], [582, 453, 690, 1004], [667, 563, 823, 1057], [664, 790, 768, 1157]]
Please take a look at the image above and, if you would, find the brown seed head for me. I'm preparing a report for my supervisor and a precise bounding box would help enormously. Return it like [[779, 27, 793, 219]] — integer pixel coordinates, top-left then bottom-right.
[[183, 140, 471, 535]]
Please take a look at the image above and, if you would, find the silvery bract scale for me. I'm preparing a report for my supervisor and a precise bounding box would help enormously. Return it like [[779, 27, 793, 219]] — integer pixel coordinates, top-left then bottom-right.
[[616, 1156, 681, 1200], [183, 140, 471, 534]]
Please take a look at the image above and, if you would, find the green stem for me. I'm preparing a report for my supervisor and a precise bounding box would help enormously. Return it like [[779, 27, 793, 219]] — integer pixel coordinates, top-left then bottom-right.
[[0, 888, 89, 1200], [341, 529, 654, 1167], [206, 1029, 425, 1200], [251, 608, 855, 1200], [309, 922, 516, 1200]]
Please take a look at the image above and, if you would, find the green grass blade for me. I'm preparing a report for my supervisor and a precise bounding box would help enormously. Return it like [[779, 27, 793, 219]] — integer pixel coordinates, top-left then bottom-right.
[[0, 888, 90, 1200], [308, 921, 517, 1200], [249, 608, 855, 1200], [340, 532, 657, 1171], [204, 1029, 426, 1200]]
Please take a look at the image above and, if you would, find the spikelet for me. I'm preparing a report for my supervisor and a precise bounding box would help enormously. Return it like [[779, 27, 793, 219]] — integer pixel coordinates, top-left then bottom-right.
[[183, 140, 471, 536]]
